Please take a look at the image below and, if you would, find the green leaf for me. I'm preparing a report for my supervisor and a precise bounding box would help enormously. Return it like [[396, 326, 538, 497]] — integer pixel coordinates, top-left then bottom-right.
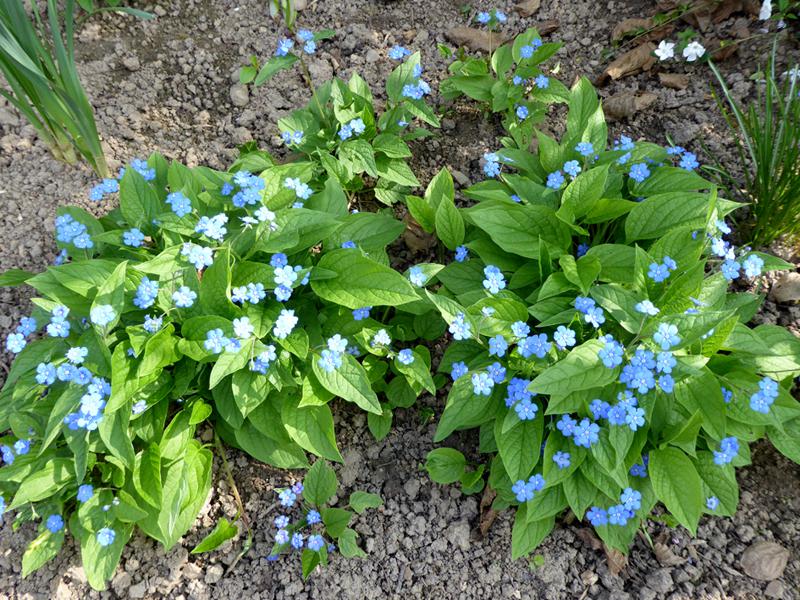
[[254, 54, 298, 86], [0, 268, 34, 287], [528, 340, 616, 395], [434, 375, 501, 442], [376, 156, 420, 187], [694, 452, 738, 516], [90, 260, 127, 330], [119, 168, 160, 228], [649, 447, 703, 535], [22, 529, 64, 577], [339, 139, 378, 177], [372, 133, 411, 158], [312, 353, 381, 415], [304, 460, 338, 506], [435, 191, 465, 250], [311, 250, 419, 308], [10, 458, 74, 510], [367, 405, 392, 440], [425, 448, 467, 484], [625, 192, 712, 241], [191, 518, 239, 553], [512, 504, 555, 560], [321, 507, 351, 538], [349, 491, 383, 514], [394, 349, 436, 394], [495, 408, 543, 481], [673, 369, 726, 439], [337, 528, 367, 558], [281, 395, 343, 462], [133, 443, 162, 509]]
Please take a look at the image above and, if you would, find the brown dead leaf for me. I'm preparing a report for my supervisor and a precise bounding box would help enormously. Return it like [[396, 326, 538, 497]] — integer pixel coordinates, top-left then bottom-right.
[[654, 542, 687, 566], [598, 42, 656, 84], [537, 19, 560, 36], [612, 17, 653, 42], [604, 91, 658, 120], [605, 546, 628, 576], [402, 213, 436, 254], [712, 0, 745, 22], [445, 27, 507, 53], [709, 39, 739, 61], [659, 72, 689, 89], [477, 485, 498, 538], [575, 528, 603, 551], [514, 0, 541, 17]]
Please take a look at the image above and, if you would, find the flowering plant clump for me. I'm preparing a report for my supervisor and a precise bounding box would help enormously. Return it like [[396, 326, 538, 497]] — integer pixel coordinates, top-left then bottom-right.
[[277, 51, 439, 205], [266, 460, 383, 577], [0, 149, 432, 588], [421, 78, 800, 559], [441, 27, 568, 149], [240, 27, 335, 87]]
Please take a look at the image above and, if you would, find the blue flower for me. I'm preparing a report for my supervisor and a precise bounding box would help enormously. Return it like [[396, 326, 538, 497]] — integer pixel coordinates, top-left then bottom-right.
[[291, 532, 304, 549], [195, 214, 229, 242], [306, 510, 321, 525], [679, 152, 699, 171], [46, 514, 64, 533], [629, 163, 651, 183], [713, 436, 739, 465], [204, 329, 228, 354], [512, 397, 536, 420], [181, 243, 214, 270], [629, 461, 647, 478], [172, 287, 197, 308], [77, 484, 94, 502], [516, 105, 529, 120], [553, 326, 576, 350], [132, 400, 147, 415], [371, 329, 391, 347], [134, 277, 159, 309], [472, 372, 494, 396], [276, 38, 295, 57], [0, 445, 14, 465], [584, 306, 606, 328], [96, 527, 116, 547], [307, 534, 325, 551], [706, 496, 719, 510], [5, 333, 26, 354], [389, 45, 411, 60], [318, 349, 343, 372], [587, 507, 608, 526], [449, 313, 472, 341], [166, 191, 192, 217], [130, 159, 156, 181], [634, 300, 659, 316], [487, 362, 506, 384], [275, 529, 289, 545], [279, 489, 297, 508], [36, 362, 57, 385], [607, 504, 629, 526], [721, 386, 733, 403], [572, 419, 600, 448], [534, 75, 549, 88], [520, 45, 534, 59], [90, 304, 116, 327], [620, 487, 641, 511], [518, 333, 551, 359], [574, 296, 596, 313], [563, 160, 581, 178], [647, 262, 671, 283], [625, 406, 645, 431], [743, 254, 764, 278], [511, 321, 530, 338], [397, 349, 415, 365], [353, 307, 372, 320], [482, 265, 506, 294], [615, 135, 635, 151], [488, 335, 508, 357], [656, 352, 676, 374], [721, 259, 741, 281], [546, 170, 565, 189], [123, 228, 145, 247], [483, 152, 501, 178], [553, 451, 571, 469], [476, 11, 491, 23], [512, 75, 524, 85], [143, 314, 163, 333], [557, 415, 577, 437], [409, 266, 426, 287], [455, 245, 469, 262], [66, 346, 88, 365], [658, 374, 674, 393], [653, 323, 680, 350], [451, 361, 468, 381], [495, 10, 507, 22], [617, 152, 632, 165], [575, 142, 594, 157], [273, 310, 298, 339]]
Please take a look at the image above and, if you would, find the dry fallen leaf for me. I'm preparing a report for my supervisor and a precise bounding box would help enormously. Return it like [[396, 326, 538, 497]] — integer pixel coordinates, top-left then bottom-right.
[[514, 0, 541, 17], [598, 42, 656, 84], [709, 39, 739, 61], [740, 541, 790, 581], [611, 17, 653, 42], [712, 0, 745, 22], [659, 72, 690, 90], [402, 213, 437, 254], [605, 545, 628, 576], [654, 542, 687, 566], [575, 527, 603, 551], [445, 27, 507, 53], [604, 91, 658, 120], [537, 19, 560, 36], [477, 485, 498, 538]]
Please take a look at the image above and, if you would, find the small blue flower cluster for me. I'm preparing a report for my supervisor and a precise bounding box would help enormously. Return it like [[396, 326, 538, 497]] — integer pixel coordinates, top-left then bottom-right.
[[556, 415, 600, 448], [476, 9, 507, 25], [590, 391, 646, 431], [483, 152, 501, 178], [504, 377, 538, 420], [401, 63, 431, 100], [750, 376, 779, 414], [574, 296, 605, 329], [713, 436, 739, 465], [166, 191, 192, 217], [388, 45, 411, 60], [0, 438, 31, 466], [587, 487, 642, 526], [338, 117, 366, 141], [228, 170, 266, 208], [4, 316, 37, 354], [56, 214, 93, 249], [511, 473, 544, 503], [89, 178, 119, 202], [268, 481, 335, 561], [708, 220, 765, 282], [284, 177, 313, 207], [647, 256, 677, 282], [318, 334, 349, 372], [449, 312, 472, 341], [272, 253, 310, 301], [665, 145, 700, 171], [482, 265, 506, 294]]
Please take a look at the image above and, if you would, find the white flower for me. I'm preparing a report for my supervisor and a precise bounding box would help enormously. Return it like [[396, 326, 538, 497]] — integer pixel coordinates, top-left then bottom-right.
[[654, 40, 675, 61], [682, 41, 706, 62], [759, 0, 772, 21]]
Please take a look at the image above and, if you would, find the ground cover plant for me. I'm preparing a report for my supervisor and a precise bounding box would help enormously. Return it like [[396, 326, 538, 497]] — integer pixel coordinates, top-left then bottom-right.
[[422, 77, 800, 558], [0, 146, 432, 588]]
